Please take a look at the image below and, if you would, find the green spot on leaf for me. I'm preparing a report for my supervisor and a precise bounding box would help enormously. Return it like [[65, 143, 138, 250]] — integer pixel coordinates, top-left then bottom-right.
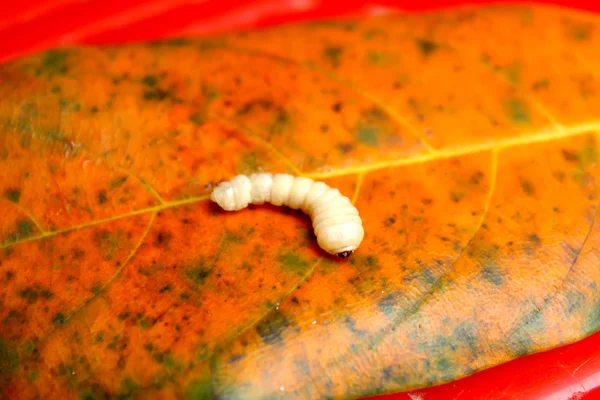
[[481, 264, 504, 286], [352, 107, 391, 147], [504, 98, 530, 124], [280, 252, 310, 275], [94, 230, 123, 261], [186, 262, 212, 285], [142, 75, 158, 87], [223, 230, 245, 245], [565, 20, 594, 41], [323, 46, 344, 68], [120, 377, 141, 397], [415, 38, 439, 56], [256, 311, 289, 345], [437, 358, 451, 371], [269, 108, 291, 136], [238, 151, 260, 174], [36, 50, 70, 76], [7, 219, 35, 243], [356, 126, 379, 146], [366, 51, 388, 65], [109, 176, 128, 189], [0, 339, 20, 379], [190, 112, 205, 125], [505, 62, 521, 84], [185, 378, 214, 400], [4, 189, 20, 203], [138, 316, 153, 330], [520, 179, 535, 196], [28, 369, 39, 382]]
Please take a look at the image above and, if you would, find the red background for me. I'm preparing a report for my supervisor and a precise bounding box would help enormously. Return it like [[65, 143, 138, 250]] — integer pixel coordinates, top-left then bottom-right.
[[2, 1, 600, 399]]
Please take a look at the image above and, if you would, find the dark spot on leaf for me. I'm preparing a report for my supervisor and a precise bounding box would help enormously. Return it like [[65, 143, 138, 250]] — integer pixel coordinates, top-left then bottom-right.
[[185, 379, 214, 399], [332, 102, 343, 112], [323, 46, 343, 68], [481, 264, 504, 286], [119, 377, 141, 398], [0, 338, 20, 377], [378, 290, 404, 317], [229, 354, 243, 364], [337, 143, 354, 155], [366, 51, 387, 65], [450, 191, 464, 203], [236, 98, 273, 115], [280, 252, 310, 275], [352, 107, 391, 147], [97, 190, 108, 204], [154, 231, 173, 248], [256, 311, 289, 345], [415, 38, 439, 56], [4, 189, 20, 203], [117, 312, 130, 320], [138, 316, 153, 329], [520, 179, 535, 196], [350, 254, 380, 270], [36, 50, 69, 76], [454, 323, 478, 354], [384, 216, 396, 227], [532, 78, 550, 91], [566, 291, 586, 315], [186, 263, 212, 285], [8, 219, 34, 242], [437, 358, 451, 371], [355, 125, 379, 146], [269, 108, 290, 135], [143, 88, 171, 101], [52, 312, 67, 326], [189, 112, 205, 125], [504, 98, 530, 124], [240, 261, 254, 272], [564, 19, 594, 41], [223, 230, 244, 245], [529, 234, 541, 245], [159, 285, 171, 293], [509, 334, 534, 357], [504, 62, 521, 84], [470, 171, 484, 185], [142, 75, 158, 87], [109, 176, 128, 188], [344, 316, 367, 336]]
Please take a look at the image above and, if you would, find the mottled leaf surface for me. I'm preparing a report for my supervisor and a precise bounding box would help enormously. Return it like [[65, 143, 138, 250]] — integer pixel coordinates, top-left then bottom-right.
[[1, 4, 600, 399]]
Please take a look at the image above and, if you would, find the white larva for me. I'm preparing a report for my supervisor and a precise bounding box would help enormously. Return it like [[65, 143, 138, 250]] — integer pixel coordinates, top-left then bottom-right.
[[210, 173, 364, 257]]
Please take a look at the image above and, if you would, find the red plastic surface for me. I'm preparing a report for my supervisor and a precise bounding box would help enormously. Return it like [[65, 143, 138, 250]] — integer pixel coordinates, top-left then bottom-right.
[[2, 1, 600, 399]]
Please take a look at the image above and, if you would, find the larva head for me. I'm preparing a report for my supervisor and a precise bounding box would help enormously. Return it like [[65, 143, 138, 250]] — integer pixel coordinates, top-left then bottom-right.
[[316, 220, 364, 258]]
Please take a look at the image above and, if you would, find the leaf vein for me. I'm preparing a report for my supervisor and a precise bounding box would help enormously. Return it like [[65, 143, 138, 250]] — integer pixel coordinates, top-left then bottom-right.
[[0, 195, 209, 249]]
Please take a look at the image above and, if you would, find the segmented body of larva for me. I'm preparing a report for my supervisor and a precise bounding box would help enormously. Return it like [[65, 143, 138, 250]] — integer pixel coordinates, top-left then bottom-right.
[[210, 173, 364, 257]]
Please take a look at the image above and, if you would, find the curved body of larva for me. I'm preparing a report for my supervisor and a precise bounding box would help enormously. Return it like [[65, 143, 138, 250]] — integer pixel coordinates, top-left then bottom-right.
[[210, 173, 364, 257]]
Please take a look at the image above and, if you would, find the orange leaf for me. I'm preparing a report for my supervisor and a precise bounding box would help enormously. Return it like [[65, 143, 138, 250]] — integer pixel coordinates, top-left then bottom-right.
[[1, 3, 600, 399]]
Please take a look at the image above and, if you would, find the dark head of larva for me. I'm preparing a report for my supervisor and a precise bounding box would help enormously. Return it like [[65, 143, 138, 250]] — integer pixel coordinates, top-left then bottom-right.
[[337, 251, 353, 258]]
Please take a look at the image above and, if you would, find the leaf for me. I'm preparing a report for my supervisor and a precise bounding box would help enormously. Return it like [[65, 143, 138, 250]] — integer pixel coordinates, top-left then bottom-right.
[[1, 3, 600, 399]]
